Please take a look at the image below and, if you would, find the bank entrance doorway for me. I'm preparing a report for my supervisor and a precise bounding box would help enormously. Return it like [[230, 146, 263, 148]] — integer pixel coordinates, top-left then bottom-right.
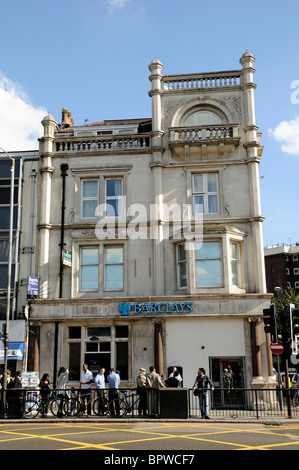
[[210, 357, 246, 409]]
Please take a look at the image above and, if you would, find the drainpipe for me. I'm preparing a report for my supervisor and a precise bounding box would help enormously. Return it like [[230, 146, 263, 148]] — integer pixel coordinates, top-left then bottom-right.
[[59, 163, 68, 298], [54, 163, 68, 387]]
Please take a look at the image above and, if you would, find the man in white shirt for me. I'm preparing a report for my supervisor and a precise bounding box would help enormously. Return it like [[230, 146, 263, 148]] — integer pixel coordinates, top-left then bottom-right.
[[80, 363, 93, 416], [95, 368, 106, 415]]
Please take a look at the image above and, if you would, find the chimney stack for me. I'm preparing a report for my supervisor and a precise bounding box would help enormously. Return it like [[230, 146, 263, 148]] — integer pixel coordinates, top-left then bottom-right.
[[61, 108, 74, 128]]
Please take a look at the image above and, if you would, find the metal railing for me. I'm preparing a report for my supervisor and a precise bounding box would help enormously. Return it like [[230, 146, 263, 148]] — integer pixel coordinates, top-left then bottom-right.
[[189, 387, 299, 420], [0, 387, 298, 420]]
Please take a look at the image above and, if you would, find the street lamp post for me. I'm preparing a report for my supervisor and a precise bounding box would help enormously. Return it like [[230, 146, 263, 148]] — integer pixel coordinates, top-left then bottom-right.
[[0, 148, 15, 418]]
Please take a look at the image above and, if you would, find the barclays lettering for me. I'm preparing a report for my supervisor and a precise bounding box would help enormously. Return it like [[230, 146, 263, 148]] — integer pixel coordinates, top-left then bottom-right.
[[118, 301, 192, 316]]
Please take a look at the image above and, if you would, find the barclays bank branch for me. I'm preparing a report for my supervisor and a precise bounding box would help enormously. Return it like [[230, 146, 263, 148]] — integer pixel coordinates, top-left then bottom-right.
[[27, 54, 274, 392]]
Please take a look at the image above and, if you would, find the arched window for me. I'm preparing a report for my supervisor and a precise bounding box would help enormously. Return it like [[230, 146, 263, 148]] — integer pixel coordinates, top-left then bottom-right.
[[185, 111, 221, 126]]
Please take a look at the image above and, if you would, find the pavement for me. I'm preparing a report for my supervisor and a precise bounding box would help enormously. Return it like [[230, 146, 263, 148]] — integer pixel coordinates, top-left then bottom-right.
[[2, 415, 299, 425]]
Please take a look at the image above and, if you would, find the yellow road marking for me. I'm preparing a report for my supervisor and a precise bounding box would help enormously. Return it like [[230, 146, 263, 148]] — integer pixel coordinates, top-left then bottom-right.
[[1, 422, 299, 451]]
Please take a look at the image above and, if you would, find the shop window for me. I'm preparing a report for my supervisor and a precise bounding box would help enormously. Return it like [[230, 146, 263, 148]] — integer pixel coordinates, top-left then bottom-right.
[[192, 173, 219, 215], [87, 327, 111, 337], [80, 247, 99, 291], [0, 264, 15, 289], [0, 206, 18, 229], [68, 325, 129, 381], [116, 342, 128, 380], [104, 246, 123, 290], [185, 111, 221, 126], [115, 325, 128, 338], [81, 179, 98, 218], [230, 242, 241, 287], [69, 343, 81, 381], [105, 178, 123, 218], [177, 243, 187, 288], [195, 241, 222, 287], [68, 326, 81, 339]]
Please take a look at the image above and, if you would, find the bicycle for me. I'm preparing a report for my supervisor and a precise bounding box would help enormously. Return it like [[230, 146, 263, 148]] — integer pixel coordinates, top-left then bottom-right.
[[92, 391, 111, 416], [49, 391, 70, 417], [110, 390, 143, 417], [24, 390, 69, 419], [66, 389, 110, 417], [23, 392, 45, 419], [292, 387, 299, 407]]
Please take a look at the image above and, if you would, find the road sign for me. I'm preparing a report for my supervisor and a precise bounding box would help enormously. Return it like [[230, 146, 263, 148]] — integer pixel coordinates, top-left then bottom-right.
[[27, 276, 39, 296], [63, 250, 72, 266], [270, 340, 283, 355]]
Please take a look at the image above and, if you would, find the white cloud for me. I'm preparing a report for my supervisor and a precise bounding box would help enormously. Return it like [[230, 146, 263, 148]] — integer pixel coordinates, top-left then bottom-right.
[[108, 0, 130, 9], [269, 116, 299, 156], [0, 72, 47, 152]]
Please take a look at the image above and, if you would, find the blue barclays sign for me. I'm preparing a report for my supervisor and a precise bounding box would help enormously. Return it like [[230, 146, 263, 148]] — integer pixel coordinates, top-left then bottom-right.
[[118, 301, 193, 316]]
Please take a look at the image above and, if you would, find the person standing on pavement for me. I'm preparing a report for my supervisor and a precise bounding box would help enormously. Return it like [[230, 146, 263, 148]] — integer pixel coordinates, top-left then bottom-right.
[[136, 368, 147, 416], [165, 370, 180, 388], [80, 363, 93, 417], [95, 368, 106, 415], [12, 371, 23, 417], [146, 366, 165, 417], [168, 367, 182, 386], [56, 367, 69, 417], [39, 373, 51, 417], [107, 368, 120, 416], [192, 367, 214, 419]]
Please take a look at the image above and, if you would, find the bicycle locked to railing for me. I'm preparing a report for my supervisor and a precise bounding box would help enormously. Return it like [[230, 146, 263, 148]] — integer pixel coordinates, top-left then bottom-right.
[[22, 388, 149, 419]]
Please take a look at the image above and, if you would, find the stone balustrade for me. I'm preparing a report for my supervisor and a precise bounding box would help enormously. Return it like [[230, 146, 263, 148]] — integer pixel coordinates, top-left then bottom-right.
[[169, 124, 239, 142], [55, 133, 150, 154], [163, 71, 241, 91]]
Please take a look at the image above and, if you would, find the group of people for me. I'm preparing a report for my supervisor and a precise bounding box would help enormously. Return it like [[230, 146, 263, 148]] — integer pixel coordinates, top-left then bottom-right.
[[80, 364, 184, 417], [1, 363, 219, 419], [0, 370, 24, 417]]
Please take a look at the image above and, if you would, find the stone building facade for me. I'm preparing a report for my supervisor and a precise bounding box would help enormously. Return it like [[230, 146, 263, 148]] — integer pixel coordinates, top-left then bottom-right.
[[28, 52, 273, 392]]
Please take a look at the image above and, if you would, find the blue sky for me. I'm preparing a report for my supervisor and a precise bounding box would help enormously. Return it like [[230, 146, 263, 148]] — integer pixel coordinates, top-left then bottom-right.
[[0, 0, 298, 247]]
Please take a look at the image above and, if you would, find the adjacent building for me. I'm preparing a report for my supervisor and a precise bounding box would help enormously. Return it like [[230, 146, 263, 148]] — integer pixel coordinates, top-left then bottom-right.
[[27, 52, 273, 394], [264, 244, 299, 293], [0, 150, 39, 375]]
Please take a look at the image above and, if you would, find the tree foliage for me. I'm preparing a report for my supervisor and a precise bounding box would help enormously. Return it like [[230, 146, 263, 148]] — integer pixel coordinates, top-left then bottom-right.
[[272, 288, 299, 358]]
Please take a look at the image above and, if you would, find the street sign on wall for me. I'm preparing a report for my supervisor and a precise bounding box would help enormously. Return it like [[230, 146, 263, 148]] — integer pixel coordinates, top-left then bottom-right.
[[27, 276, 39, 296], [63, 250, 72, 266]]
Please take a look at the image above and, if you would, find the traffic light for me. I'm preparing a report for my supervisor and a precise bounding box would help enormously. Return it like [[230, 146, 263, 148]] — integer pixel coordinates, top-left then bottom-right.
[[290, 304, 299, 364], [290, 305, 299, 340], [263, 304, 277, 343]]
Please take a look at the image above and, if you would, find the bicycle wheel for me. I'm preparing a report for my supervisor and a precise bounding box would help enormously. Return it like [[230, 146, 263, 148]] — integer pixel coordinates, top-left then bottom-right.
[[50, 398, 69, 417], [293, 393, 299, 407], [24, 400, 40, 419], [108, 398, 127, 417], [68, 398, 81, 417], [93, 397, 110, 416]]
